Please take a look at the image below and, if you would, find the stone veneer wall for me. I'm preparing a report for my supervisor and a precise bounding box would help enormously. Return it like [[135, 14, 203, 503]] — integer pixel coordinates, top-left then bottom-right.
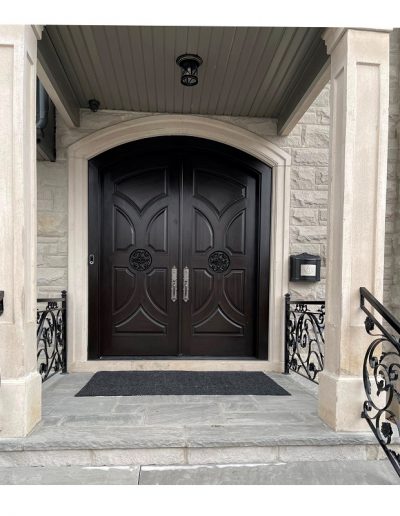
[[37, 30, 400, 310]]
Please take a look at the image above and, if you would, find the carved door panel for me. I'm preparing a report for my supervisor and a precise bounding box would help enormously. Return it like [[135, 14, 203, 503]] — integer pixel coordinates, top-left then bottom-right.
[[98, 154, 180, 356], [180, 154, 258, 356]]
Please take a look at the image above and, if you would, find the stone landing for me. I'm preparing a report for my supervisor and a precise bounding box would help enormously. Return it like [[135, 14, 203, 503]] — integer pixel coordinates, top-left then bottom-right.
[[0, 373, 398, 472]]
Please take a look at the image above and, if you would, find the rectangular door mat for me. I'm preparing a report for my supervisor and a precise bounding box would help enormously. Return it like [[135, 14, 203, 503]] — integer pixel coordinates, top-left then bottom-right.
[[75, 371, 291, 397]]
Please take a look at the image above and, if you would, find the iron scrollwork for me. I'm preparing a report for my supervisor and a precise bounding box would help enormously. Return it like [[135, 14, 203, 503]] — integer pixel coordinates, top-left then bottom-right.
[[360, 287, 400, 477], [285, 293, 325, 383], [129, 249, 152, 272], [208, 251, 230, 273], [37, 291, 67, 382]]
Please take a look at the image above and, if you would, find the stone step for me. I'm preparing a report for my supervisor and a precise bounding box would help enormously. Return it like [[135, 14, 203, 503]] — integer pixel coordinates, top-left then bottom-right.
[[0, 460, 398, 485], [2, 372, 397, 468], [0, 436, 393, 467]]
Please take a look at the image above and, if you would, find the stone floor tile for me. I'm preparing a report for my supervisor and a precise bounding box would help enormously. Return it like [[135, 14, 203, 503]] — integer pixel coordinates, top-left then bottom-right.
[[218, 400, 259, 412], [221, 410, 315, 425], [115, 395, 184, 405], [40, 416, 64, 427], [46, 397, 119, 416], [59, 413, 145, 427], [145, 403, 224, 426]]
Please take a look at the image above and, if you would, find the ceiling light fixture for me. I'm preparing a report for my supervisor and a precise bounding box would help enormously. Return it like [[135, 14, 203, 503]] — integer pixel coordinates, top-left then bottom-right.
[[176, 54, 203, 87]]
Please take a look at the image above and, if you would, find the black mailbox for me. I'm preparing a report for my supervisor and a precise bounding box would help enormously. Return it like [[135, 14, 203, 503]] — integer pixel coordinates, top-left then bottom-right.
[[290, 253, 321, 282]]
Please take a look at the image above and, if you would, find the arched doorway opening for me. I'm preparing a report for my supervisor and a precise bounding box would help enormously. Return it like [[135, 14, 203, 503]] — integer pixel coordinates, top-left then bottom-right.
[[67, 115, 290, 371], [88, 137, 272, 359]]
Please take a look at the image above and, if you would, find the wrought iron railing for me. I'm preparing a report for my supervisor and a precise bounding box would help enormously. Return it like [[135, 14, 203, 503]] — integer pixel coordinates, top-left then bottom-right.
[[37, 290, 67, 382], [285, 293, 325, 383], [360, 287, 400, 477]]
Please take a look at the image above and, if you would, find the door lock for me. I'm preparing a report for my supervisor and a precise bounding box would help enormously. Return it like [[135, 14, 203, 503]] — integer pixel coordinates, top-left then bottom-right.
[[89, 254, 95, 265]]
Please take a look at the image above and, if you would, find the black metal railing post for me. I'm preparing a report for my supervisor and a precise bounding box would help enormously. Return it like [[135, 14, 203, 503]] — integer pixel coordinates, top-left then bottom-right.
[[61, 290, 67, 374], [284, 293, 291, 374], [285, 294, 325, 383], [359, 286, 400, 478]]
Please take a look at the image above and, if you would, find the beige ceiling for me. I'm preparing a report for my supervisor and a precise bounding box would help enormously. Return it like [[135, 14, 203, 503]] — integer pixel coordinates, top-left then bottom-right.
[[41, 25, 328, 122]]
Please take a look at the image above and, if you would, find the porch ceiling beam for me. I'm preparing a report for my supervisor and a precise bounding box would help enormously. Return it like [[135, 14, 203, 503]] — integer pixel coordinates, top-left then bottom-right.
[[277, 37, 329, 136], [37, 27, 80, 128]]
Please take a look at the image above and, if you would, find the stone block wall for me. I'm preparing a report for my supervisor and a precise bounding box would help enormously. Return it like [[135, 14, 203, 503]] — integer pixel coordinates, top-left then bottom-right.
[[37, 161, 68, 297]]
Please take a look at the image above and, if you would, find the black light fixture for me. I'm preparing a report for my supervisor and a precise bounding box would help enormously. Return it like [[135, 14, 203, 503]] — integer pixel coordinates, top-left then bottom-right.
[[88, 98, 100, 112], [176, 54, 203, 87]]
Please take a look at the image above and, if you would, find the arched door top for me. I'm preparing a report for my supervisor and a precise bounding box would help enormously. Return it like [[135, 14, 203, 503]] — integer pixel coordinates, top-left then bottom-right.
[[68, 114, 291, 169]]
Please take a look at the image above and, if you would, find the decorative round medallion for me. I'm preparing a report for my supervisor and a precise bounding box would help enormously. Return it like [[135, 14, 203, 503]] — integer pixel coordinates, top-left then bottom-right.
[[129, 249, 152, 271], [208, 251, 230, 273]]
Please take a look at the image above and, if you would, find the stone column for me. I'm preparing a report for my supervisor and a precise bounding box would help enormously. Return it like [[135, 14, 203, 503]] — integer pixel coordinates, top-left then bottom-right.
[[0, 26, 42, 436], [318, 28, 391, 431]]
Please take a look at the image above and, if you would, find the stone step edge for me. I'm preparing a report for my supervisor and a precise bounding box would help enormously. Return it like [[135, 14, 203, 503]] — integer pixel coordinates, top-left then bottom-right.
[[0, 432, 379, 452], [0, 443, 392, 467]]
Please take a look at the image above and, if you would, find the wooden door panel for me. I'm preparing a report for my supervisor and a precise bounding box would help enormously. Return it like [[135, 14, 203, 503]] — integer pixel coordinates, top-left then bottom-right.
[[114, 305, 167, 334], [224, 270, 245, 315], [112, 267, 136, 313], [193, 168, 247, 217], [114, 207, 135, 251], [192, 268, 214, 314], [115, 167, 168, 213], [147, 208, 168, 253], [181, 158, 258, 357], [193, 306, 244, 335], [98, 156, 180, 356], [146, 268, 168, 314], [193, 210, 214, 253], [225, 210, 246, 254]]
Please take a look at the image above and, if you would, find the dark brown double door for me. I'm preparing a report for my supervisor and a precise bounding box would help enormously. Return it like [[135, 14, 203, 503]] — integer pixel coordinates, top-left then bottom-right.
[[88, 137, 271, 359]]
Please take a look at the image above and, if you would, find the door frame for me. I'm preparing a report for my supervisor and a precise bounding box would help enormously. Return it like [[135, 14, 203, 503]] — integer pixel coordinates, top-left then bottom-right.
[[67, 115, 291, 372], [87, 137, 272, 359]]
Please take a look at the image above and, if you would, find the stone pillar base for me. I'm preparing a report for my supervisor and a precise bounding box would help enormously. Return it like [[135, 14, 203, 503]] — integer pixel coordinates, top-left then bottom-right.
[[318, 371, 368, 432], [0, 372, 42, 437]]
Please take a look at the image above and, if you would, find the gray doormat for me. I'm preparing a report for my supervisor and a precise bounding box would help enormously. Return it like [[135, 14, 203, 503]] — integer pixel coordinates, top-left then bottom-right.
[[75, 371, 291, 397]]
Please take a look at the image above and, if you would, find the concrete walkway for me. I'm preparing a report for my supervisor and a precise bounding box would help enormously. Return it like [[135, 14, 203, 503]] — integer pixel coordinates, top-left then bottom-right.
[[0, 460, 398, 484]]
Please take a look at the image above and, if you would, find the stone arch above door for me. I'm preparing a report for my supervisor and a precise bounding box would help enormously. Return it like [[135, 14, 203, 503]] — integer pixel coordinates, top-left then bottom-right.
[[67, 114, 291, 371]]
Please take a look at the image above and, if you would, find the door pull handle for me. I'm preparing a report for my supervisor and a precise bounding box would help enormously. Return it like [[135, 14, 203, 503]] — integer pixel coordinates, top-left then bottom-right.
[[183, 266, 189, 303], [171, 266, 178, 302]]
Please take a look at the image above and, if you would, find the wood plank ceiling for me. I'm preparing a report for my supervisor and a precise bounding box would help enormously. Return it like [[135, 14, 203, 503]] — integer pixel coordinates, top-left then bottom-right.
[[43, 26, 327, 118]]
